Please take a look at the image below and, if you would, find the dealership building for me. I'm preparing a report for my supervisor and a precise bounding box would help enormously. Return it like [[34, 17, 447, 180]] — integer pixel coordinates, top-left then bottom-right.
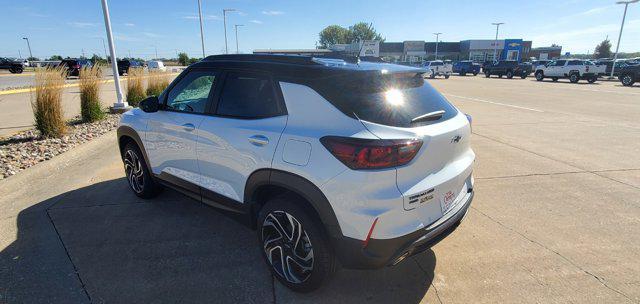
[[255, 39, 558, 63]]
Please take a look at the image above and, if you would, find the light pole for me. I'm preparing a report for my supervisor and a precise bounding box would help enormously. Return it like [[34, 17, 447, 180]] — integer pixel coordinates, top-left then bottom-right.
[[491, 22, 504, 62], [223, 8, 236, 54], [100, 38, 108, 60], [610, 0, 639, 78], [100, 0, 128, 111], [152, 45, 158, 60], [433, 32, 442, 60], [22, 37, 33, 59], [197, 0, 205, 58], [234, 24, 244, 54]]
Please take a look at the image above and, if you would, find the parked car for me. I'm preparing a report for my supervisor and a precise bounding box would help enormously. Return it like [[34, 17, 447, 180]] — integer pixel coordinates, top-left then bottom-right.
[[453, 60, 480, 76], [117, 55, 475, 292], [518, 62, 533, 78], [617, 64, 640, 86], [147, 60, 166, 71], [483, 60, 529, 79], [0, 57, 24, 74], [534, 59, 598, 83], [422, 60, 452, 78], [59, 58, 93, 77], [117, 59, 143, 76]]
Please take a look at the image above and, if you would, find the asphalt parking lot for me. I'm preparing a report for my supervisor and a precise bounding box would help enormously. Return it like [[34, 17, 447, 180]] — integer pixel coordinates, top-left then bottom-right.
[[1, 75, 638, 303]]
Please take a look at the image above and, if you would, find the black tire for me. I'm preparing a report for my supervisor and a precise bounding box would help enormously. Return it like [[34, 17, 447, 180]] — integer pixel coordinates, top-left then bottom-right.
[[485, 71, 491, 78], [429, 71, 435, 79], [621, 74, 635, 86], [587, 76, 597, 84], [569, 73, 579, 83], [444, 74, 450, 79], [552, 77, 558, 82], [122, 142, 162, 198], [520, 74, 527, 79], [473, 72, 478, 76], [506, 70, 514, 79], [535, 71, 544, 81], [498, 74, 503, 78], [258, 196, 336, 292], [460, 72, 466, 76]]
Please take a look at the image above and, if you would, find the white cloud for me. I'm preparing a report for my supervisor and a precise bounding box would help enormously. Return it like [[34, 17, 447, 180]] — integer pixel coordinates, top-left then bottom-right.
[[142, 32, 162, 38], [249, 20, 263, 24], [237, 11, 247, 16], [124, 23, 135, 27], [68, 22, 97, 28], [182, 14, 221, 20], [262, 10, 284, 16]]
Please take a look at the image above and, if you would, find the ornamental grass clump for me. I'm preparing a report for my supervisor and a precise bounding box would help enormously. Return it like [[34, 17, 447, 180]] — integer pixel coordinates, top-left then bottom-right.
[[126, 67, 146, 106], [32, 67, 66, 138], [146, 70, 171, 97], [79, 65, 105, 122]]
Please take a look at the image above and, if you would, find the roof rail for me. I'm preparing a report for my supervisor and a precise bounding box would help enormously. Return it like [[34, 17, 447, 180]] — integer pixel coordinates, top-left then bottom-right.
[[202, 54, 317, 65]]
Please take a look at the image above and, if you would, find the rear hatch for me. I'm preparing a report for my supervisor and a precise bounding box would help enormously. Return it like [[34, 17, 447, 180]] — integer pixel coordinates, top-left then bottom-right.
[[315, 68, 474, 214]]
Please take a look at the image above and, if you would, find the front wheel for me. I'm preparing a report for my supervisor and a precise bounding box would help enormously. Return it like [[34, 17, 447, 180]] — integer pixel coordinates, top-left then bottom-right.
[[506, 70, 514, 79], [444, 74, 450, 79], [570, 73, 580, 83], [473, 72, 478, 76], [535, 71, 544, 81], [122, 142, 162, 198], [258, 197, 336, 292], [552, 77, 559, 82], [621, 74, 635, 86]]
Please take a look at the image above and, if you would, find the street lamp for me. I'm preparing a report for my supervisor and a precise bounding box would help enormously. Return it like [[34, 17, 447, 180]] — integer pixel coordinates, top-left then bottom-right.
[[100, 0, 128, 112], [22, 37, 33, 59], [223, 8, 236, 54], [610, 0, 639, 78], [234, 24, 244, 54], [491, 22, 504, 62], [197, 0, 205, 58], [433, 32, 442, 60]]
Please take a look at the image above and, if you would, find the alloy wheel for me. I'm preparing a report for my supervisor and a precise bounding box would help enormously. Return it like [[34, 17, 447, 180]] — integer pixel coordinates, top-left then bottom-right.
[[124, 149, 144, 193], [262, 210, 314, 284], [623, 75, 633, 86]]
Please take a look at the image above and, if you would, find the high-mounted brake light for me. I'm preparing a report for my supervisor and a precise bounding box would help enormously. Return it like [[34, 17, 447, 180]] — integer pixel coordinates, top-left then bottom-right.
[[320, 136, 422, 170]]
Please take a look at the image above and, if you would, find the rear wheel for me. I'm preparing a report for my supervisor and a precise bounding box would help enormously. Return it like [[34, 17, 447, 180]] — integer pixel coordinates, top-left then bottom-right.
[[122, 142, 162, 198], [258, 197, 336, 292], [535, 71, 544, 81], [587, 76, 597, 84], [473, 72, 478, 76], [520, 74, 527, 79], [506, 70, 514, 79], [485, 71, 491, 78], [460, 72, 466, 76], [569, 73, 580, 83], [621, 74, 635, 86], [498, 74, 503, 78], [552, 77, 559, 82], [444, 74, 450, 79]]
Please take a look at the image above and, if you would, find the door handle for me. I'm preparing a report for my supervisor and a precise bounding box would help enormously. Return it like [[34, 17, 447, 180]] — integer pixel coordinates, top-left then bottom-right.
[[248, 135, 269, 146], [182, 123, 195, 131]]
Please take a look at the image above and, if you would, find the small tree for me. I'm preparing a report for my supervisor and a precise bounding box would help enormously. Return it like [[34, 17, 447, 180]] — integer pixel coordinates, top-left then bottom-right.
[[48, 55, 63, 61], [347, 22, 384, 43], [178, 52, 190, 66], [319, 25, 350, 48], [594, 39, 612, 59]]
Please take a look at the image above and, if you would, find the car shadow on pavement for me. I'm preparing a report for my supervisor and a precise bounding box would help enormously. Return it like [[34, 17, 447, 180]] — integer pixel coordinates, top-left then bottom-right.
[[1, 178, 436, 304]]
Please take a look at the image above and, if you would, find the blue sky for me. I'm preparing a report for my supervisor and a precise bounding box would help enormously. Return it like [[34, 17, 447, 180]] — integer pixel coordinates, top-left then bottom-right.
[[1, 0, 639, 59]]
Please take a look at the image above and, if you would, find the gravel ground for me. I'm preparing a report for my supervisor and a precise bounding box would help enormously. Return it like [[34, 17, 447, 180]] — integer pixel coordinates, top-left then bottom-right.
[[0, 114, 121, 179]]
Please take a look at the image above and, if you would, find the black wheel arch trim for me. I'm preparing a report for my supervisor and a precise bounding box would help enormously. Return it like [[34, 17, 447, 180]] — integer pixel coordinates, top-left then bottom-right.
[[245, 169, 343, 240], [117, 125, 152, 171]]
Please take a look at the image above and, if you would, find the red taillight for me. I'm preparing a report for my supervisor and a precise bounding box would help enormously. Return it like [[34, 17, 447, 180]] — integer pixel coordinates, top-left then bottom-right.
[[74, 64, 81, 69], [320, 136, 422, 170]]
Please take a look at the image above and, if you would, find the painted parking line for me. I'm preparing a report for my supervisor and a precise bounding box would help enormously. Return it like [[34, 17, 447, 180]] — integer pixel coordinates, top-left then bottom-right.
[[443, 93, 545, 112], [0, 73, 180, 96], [0, 73, 35, 77]]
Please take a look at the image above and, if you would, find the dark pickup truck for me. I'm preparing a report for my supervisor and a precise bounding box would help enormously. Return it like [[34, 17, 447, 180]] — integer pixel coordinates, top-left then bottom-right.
[[117, 59, 143, 76], [618, 63, 640, 86], [0, 57, 25, 74], [453, 60, 481, 76], [483, 60, 530, 79]]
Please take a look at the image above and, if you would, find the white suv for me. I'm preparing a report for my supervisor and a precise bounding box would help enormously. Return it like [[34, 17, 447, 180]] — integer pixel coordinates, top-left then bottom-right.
[[117, 55, 475, 292], [535, 59, 598, 83]]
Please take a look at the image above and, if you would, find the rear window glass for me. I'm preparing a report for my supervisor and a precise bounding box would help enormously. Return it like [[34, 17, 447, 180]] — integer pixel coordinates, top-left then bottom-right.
[[313, 72, 458, 128]]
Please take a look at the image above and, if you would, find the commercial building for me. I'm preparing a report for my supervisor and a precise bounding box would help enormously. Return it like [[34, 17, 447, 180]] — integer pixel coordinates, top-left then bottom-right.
[[254, 38, 557, 63]]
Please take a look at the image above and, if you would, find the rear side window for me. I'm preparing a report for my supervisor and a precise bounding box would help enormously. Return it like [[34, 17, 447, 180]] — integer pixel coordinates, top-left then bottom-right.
[[568, 60, 582, 66], [555, 60, 567, 66], [313, 72, 458, 128], [216, 72, 282, 118]]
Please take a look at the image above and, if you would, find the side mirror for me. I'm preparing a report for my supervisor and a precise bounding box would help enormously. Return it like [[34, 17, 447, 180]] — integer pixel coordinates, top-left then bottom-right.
[[139, 96, 160, 113]]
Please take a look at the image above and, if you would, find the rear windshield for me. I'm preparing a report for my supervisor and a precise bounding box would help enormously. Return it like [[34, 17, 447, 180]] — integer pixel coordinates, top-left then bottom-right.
[[313, 72, 458, 128]]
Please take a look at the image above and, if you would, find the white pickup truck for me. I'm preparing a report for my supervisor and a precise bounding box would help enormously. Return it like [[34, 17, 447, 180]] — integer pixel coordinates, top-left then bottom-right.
[[534, 59, 598, 83], [423, 60, 452, 79]]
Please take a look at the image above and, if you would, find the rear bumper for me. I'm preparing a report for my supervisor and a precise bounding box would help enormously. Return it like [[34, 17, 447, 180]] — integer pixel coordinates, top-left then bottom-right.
[[333, 189, 474, 269]]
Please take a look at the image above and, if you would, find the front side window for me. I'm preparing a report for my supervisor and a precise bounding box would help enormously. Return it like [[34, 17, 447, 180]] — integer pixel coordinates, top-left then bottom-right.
[[216, 72, 282, 118], [165, 70, 216, 114]]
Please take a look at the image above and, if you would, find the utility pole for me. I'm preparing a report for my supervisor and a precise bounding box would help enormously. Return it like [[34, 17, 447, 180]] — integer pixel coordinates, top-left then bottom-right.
[[234, 24, 244, 54], [100, 0, 128, 112], [18, 50, 22, 59], [610, 0, 639, 78], [22, 37, 33, 59], [101, 38, 108, 60], [223, 8, 236, 54], [197, 0, 205, 57], [433, 32, 442, 60], [491, 22, 504, 62]]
